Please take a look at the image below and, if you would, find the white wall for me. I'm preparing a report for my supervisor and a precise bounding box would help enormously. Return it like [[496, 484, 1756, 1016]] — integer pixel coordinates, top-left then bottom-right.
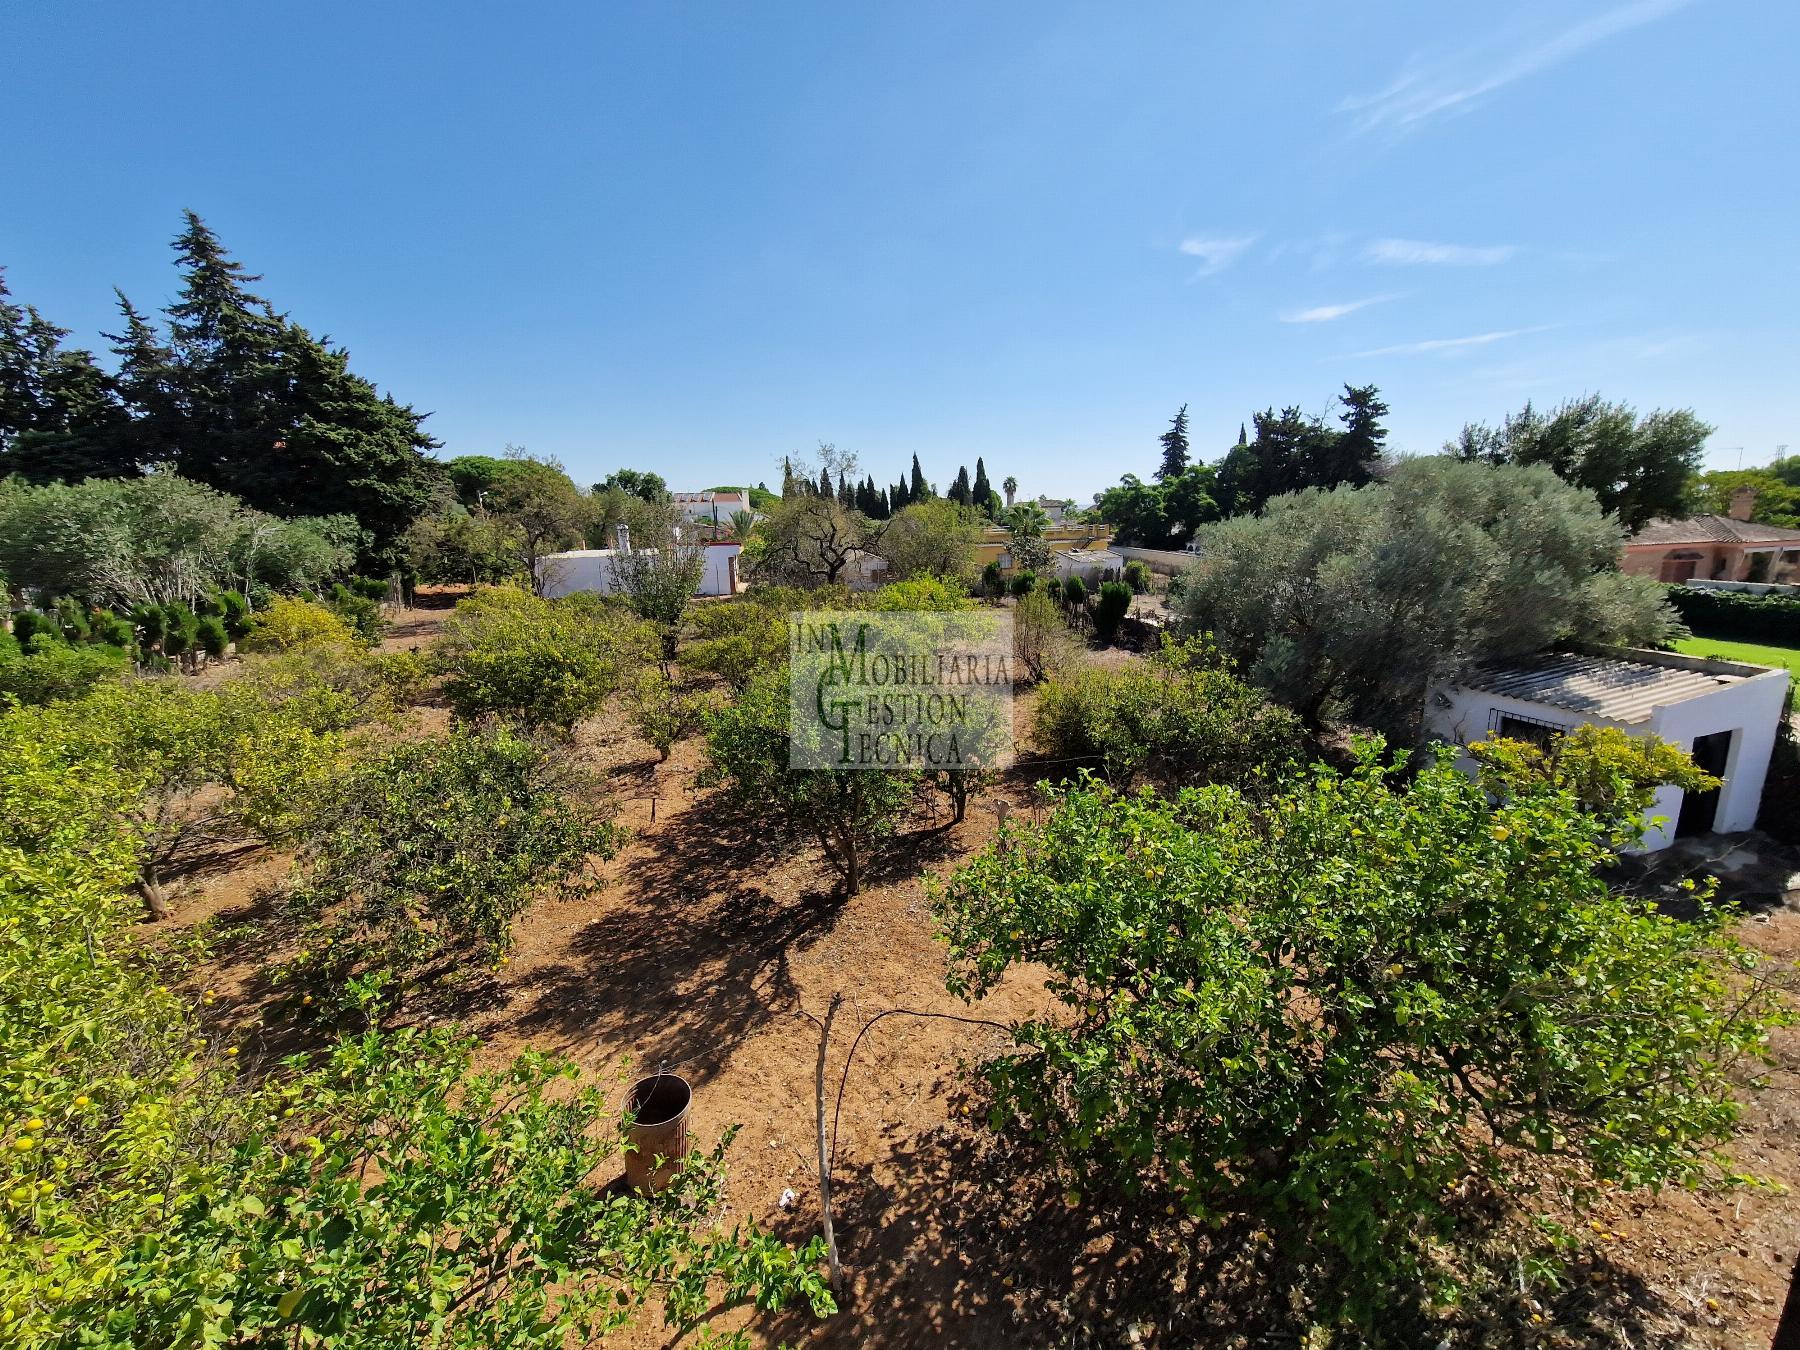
[[1111, 545, 1196, 574], [537, 544, 742, 600], [1644, 668, 1789, 844]]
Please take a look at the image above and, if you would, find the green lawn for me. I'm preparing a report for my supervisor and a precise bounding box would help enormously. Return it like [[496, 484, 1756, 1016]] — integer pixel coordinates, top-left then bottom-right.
[[1669, 634, 1800, 685]]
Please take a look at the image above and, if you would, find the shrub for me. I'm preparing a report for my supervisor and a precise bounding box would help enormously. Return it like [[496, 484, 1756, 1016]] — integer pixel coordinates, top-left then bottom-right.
[[701, 668, 915, 894], [349, 574, 391, 602], [436, 586, 654, 730], [326, 580, 385, 643], [1032, 638, 1302, 790], [931, 742, 1787, 1324], [10, 610, 57, 648], [1011, 590, 1077, 684], [859, 575, 974, 612], [683, 601, 789, 691], [0, 640, 128, 706], [1042, 576, 1063, 604], [1060, 574, 1087, 609], [159, 602, 200, 662], [1123, 559, 1152, 594], [13, 676, 363, 917], [284, 725, 619, 1008], [88, 609, 135, 647], [1092, 580, 1132, 643], [194, 614, 229, 659], [128, 601, 166, 652], [51, 596, 91, 642], [629, 669, 709, 761], [1008, 571, 1037, 598], [216, 589, 251, 639], [981, 560, 1003, 597], [1664, 583, 1800, 645], [1470, 724, 1718, 837], [242, 596, 360, 654]]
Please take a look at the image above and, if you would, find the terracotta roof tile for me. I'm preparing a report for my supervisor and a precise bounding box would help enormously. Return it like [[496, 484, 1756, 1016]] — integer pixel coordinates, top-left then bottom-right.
[[1628, 515, 1800, 546]]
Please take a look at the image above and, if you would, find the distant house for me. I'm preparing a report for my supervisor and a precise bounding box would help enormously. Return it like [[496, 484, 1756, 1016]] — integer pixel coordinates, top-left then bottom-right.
[[1621, 488, 1800, 584], [671, 490, 750, 528], [1034, 496, 1074, 523], [1423, 646, 1789, 851], [538, 539, 743, 599]]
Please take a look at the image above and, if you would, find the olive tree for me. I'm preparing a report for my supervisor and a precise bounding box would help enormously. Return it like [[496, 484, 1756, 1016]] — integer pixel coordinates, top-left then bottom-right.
[[1175, 458, 1682, 732], [612, 543, 706, 661], [931, 740, 1785, 1323], [876, 498, 983, 581]]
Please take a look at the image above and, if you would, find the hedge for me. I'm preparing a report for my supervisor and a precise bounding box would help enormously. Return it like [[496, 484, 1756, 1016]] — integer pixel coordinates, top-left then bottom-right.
[[1663, 585, 1800, 645]]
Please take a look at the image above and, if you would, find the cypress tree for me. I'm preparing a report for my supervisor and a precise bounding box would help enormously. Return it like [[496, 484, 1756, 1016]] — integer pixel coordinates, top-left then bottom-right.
[[972, 457, 993, 517], [818, 465, 833, 498], [909, 454, 928, 501], [949, 465, 972, 506]]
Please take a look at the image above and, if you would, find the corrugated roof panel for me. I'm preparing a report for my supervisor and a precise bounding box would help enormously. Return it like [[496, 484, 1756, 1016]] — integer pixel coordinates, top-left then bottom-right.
[[1459, 652, 1738, 725]]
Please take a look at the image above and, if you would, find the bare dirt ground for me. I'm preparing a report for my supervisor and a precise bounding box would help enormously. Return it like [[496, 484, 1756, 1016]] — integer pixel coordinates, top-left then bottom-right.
[[160, 600, 1800, 1348]]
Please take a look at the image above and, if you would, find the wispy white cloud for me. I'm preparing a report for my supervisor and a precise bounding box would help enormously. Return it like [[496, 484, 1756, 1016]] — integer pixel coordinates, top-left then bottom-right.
[[1341, 0, 1694, 134], [1365, 238, 1518, 266], [1178, 233, 1259, 277], [1279, 295, 1396, 324], [1349, 326, 1552, 358]]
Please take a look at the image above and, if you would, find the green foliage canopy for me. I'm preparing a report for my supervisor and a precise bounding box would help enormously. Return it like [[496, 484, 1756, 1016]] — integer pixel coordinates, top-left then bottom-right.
[[931, 741, 1785, 1322]]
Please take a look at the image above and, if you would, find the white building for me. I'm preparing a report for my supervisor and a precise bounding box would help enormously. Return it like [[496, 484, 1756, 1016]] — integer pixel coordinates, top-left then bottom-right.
[[671, 490, 749, 528], [537, 542, 743, 600], [1423, 647, 1789, 850]]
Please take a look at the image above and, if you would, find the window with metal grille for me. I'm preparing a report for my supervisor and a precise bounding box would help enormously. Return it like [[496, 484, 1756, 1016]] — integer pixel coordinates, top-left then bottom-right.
[[1487, 708, 1568, 749]]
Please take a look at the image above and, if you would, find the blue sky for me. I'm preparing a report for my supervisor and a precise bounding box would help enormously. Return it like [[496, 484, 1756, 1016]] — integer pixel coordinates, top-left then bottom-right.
[[3, 1, 1795, 502]]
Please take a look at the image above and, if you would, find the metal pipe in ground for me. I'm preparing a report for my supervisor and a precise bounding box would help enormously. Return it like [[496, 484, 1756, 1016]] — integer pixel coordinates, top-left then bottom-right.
[[814, 993, 844, 1293]]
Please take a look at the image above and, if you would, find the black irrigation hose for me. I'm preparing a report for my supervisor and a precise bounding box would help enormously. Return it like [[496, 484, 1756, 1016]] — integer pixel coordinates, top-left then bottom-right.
[[826, 1006, 1012, 1175]]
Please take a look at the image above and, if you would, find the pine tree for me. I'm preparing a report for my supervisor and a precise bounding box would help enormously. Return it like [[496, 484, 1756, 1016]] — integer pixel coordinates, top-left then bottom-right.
[[162, 213, 438, 566], [163, 211, 290, 491], [909, 454, 928, 501], [1156, 403, 1191, 481], [972, 457, 993, 517], [0, 272, 130, 482], [104, 290, 179, 470], [1331, 384, 1389, 489]]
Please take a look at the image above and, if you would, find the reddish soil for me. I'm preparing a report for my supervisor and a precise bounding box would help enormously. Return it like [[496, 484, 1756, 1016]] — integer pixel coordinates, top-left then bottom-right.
[[161, 604, 1800, 1348]]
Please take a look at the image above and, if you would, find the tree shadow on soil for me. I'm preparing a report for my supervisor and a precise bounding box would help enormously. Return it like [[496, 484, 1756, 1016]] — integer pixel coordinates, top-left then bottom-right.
[[502, 801, 849, 1084], [757, 1078, 1699, 1349]]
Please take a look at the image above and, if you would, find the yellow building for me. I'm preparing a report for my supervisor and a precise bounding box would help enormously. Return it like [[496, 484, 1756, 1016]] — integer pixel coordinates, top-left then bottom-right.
[[973, 522, 1113, 573]]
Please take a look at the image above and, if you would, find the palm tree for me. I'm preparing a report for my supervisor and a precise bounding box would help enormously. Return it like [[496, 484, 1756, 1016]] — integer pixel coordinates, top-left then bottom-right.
[[728, 508, 757, 541], [1002, 475, 1018, 508], [1004, 502, 1053, 574]]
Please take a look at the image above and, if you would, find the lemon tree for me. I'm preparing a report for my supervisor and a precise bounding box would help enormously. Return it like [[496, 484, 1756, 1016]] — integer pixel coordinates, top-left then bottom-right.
[[931, 741, 1786, 1324]]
